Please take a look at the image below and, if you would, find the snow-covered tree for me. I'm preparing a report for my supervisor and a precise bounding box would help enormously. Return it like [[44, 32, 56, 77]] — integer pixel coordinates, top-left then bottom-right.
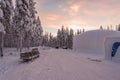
[[82, 28, 85, 33], [0, 2, 3, 20], [0, 1, 5, 57], [117, 24, 120, 31], [68, 29, 74, 49], [57, 29, 61, 47], [56, 26, 74, 49], [1, 0, 14, 34], [14, 0, 31, 51], [14, 0, 43, 50], [100, 25, 103, 30], [61, 25, 66, 47], [107, 26, 109, 30], [31, 16, 43, 46], [77, 29, 80, 34], [42, 32, 49, 46], [65, 27, 69, 48]]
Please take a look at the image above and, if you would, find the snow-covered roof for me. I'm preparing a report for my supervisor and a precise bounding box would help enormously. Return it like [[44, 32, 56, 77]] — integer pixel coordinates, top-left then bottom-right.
[[73, 30, 120, 54]]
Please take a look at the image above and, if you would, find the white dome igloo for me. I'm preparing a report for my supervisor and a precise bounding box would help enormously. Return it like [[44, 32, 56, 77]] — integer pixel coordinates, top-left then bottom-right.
[[73, 30, 120, 54]]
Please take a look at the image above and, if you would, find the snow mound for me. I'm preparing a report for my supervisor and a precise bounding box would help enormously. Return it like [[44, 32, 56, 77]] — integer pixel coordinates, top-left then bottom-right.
[[73, 30, 120, 54]]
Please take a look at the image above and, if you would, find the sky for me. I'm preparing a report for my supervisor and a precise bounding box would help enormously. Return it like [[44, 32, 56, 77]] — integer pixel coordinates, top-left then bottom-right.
[[14, 0, 120, 35]]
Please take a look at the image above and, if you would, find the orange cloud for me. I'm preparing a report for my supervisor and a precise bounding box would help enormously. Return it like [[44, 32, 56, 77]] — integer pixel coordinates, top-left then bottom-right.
[[36, 0, 120, 34], [59, 0, 85, 16], [39, 13, 89, 31], [68, 4, 81, 15], [39, 13, 68, 29], [70, 4, 80, 12]]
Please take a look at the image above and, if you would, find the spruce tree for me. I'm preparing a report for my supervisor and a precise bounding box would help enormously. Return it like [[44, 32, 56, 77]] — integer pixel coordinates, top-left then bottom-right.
[[0, 3, 4, 57], [69, 29, 74, 49], [1, 0, 14, 34], [65, 27, 69, 48], [14, 0, 43, 49], [14, 0, 31, 51], [31, 16, 43, 46], [117, 24, 120, 31], [57, 29, 61, 47]]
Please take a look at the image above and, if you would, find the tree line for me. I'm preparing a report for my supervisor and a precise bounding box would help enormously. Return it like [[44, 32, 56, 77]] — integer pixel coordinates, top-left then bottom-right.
[[100, 24, 120, 31], [42, 25, 85, 49]]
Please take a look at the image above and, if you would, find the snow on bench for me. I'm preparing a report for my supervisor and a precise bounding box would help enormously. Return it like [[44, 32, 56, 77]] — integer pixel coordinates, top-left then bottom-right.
[[20, 48, 40, 61]]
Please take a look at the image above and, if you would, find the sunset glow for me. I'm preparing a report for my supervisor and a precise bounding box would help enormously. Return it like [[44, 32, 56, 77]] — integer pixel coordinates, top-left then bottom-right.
[[13, 0, 120, 35]]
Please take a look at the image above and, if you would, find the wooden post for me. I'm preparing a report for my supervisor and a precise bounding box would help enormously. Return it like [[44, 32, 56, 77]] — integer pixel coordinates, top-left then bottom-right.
[[0, 32, 4, 57]]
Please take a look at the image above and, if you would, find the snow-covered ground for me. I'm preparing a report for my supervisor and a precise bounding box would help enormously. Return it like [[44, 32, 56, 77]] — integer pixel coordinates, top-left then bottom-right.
[[0, 47, 120, 80]]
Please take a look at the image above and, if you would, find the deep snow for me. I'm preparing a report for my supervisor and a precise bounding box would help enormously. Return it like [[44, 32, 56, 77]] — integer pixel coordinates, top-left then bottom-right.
[[0, 47, 120, 80]]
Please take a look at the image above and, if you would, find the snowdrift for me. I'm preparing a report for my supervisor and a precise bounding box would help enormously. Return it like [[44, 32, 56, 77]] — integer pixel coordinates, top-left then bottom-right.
[[73, 30, 120, 56]]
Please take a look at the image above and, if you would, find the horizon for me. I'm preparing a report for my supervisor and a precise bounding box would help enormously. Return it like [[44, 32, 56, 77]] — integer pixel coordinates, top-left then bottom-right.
[[13, 0, 120, 35]]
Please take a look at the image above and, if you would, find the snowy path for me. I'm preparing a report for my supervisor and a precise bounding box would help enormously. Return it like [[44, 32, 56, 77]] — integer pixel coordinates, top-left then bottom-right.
[[0, 48, 120, 80]]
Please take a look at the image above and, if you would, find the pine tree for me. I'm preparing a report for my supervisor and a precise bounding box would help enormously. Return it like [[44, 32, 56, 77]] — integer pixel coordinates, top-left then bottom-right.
[[61, 25, 66, 47], [83, 28, 85, 33], [0, 2, 4, 22], [100, 25, 103, 30], [68, 29, 74, 49], [14, 0, 31, 51], [52, 37, 57, 48], [42, 32, 49, 46], [0, 2, 4, 57], [14, 0, 27, 50], [57, 29, 61, 47], [31, 16, 43, 46], [56, 26, 74, 49], [36, 16, 43, 46], [14, 0, 43, 50], [107, 26, 109, 30], [117, 24, 120, 31], [79, 29, 81, 34], [77, 29, 80, 34], [48, 33, 53, 47], [0, 0, 15, 48], [0, 1, 4, 27], [1, 0, 14, 34], [65, 27, 69, 48], [110, 25, 113, 30]]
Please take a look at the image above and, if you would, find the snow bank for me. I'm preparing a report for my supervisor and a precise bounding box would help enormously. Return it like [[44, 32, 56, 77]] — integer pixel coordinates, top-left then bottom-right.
[[73, 30, 120, 55]]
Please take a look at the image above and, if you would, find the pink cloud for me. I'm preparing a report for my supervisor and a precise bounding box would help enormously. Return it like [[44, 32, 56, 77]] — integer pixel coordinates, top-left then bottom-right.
[[59, 0, 120, 16], [39, 13, 69, 29], [59, 0, 85, 16], [39, 13, 89, 30], [37, 0, 120, 33]]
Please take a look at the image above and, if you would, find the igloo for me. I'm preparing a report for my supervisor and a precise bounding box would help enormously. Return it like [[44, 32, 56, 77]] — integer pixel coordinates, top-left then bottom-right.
[[73, 30, 120, 59]]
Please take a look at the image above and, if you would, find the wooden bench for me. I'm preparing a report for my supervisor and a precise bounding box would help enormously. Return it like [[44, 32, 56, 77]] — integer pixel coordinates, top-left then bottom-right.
[[20, 48, 40, 61]]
